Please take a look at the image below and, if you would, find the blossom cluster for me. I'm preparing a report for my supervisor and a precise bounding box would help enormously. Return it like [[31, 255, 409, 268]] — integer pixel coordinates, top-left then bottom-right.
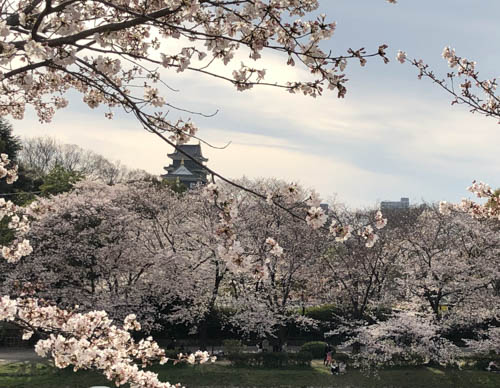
[[329, 221, 352, 242], [0, 296, 213, 388], [402, 47, 499, 122], [340, 312, 461, 368], [265, 237, 284, 257], [263, 182, 386, 239], [359, 225, 379, 248], [306, 207, 328, 229], [439, 181, 500, 221], [203, 183, 247, 274], [0, 153, 18, 184], [0, 155, 35, 263], [440, 47, 499, 119]]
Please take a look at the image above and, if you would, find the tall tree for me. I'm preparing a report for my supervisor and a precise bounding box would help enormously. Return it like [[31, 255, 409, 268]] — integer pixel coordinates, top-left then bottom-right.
[[0, 119, 21, 161], [0, 120, 40, 205]]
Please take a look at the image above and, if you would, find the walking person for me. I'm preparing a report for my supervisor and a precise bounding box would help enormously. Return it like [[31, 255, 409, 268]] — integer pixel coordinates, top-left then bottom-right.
[[326, 349, 333, 366], [323, 343, 332, 366]]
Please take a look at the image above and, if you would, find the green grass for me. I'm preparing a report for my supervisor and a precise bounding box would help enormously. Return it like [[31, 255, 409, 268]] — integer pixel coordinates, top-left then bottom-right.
[[1, 360, 499, 388], [0, 361, 109, 388]]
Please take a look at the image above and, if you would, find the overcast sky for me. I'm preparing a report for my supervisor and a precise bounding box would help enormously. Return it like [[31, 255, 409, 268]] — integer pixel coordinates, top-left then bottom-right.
[[14, 0, 500, 208]]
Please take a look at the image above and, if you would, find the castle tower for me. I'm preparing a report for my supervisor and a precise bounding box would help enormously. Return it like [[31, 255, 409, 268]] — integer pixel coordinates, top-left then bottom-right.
[[161, 144, 208, 189]]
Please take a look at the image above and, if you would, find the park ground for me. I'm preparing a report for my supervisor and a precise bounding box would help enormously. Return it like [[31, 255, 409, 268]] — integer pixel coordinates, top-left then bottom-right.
[[0, 350, 499, 388]]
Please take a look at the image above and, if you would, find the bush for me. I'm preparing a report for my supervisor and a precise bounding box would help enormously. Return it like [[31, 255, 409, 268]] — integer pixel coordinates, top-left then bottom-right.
[[290, 351, 313, 367], [300, 341, 330, 359], [305, 304, 341, 322], [163, 349, 180, 359], [262, 352, 288, 368], [332, 352, 350, 364], [223, 339, 245, 355], [464, 353, 500, 370], [226, 351, 312, 368], [227, 353, 253, 367]]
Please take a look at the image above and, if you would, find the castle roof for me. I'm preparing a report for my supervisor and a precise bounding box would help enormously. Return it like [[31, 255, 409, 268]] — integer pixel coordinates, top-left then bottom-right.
[[167, 144, 208, 162], [172, 165, 193, 176]]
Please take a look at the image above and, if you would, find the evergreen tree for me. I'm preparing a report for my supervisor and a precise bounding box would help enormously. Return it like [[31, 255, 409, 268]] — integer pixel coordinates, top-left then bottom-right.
[[0, 120, 40, 205], [39, 165, 83, 197], [0, 119, 21, 161]]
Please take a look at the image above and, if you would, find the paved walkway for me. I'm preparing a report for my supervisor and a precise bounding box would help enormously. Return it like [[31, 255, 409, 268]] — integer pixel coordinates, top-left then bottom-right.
[[0, 347, 44, 365]]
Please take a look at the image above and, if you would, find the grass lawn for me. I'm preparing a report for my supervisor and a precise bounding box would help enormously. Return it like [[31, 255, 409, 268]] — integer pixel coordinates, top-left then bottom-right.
[[0, 360, 499, 388]]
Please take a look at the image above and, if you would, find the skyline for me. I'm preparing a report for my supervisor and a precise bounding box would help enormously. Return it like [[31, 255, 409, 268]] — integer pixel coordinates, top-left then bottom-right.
[[12, 0, 500, 208]]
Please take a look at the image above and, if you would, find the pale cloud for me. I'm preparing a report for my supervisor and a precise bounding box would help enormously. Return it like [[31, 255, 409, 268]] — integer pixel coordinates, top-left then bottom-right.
[[14, 63, 500, 208]]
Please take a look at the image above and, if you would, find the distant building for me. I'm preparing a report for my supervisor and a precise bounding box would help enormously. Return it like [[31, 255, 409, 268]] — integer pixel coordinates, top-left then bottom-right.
[[161, 144, 208, 189], [380, 197, 409, 211]]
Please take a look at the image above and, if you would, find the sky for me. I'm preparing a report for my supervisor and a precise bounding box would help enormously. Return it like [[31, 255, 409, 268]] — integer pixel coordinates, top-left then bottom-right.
[[13, 0, 500, 208]]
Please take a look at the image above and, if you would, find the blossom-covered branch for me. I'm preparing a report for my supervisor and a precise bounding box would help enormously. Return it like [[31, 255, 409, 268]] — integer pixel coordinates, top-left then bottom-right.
[[397, 48, 499, 122]]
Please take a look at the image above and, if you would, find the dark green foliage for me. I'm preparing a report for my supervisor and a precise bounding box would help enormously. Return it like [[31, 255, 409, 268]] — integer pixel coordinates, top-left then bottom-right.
[[332, 352, 351, 364], [159, 178, 187, 194], [226, 351, 312, 368], [293, 351, 314, 366], [163, 349, 180, 359], [300, 341, 329, 358], [39, 165, 83, 197], [372, 306, 393, 321], [0, 120, 41, 205], [304, 304, 341, 321], [261, 352, 289, 368], [154, 307, 241, 345], [223, 339, 245, 355], [0, 119, 37, 249], [0, 216, 15, 247], [464, 353, 500, 370], [0, 119, 21, 161]]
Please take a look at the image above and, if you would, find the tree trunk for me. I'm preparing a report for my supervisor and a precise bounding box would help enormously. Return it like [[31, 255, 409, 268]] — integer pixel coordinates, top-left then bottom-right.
[[198, 319, 208, 351], [274, 325, 288, 352]]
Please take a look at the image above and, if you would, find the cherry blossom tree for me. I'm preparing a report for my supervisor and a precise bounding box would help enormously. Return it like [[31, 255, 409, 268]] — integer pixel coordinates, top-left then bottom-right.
[[438, 183, 500, 356], [342, 204, 500, 368], [219, 179, 325, 346], [5, 179, 253, 336], [341, 310, 462, 368], [4, 181, 172, 330], [1, 170, 216, 388], [398, 206, 499, 321], [320, 207, 398, 323], [121, 181, 245, 344]]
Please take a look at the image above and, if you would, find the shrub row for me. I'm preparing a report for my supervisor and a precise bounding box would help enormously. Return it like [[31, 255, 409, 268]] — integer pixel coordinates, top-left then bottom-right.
[[462, 353, 500, 370], [332, 352, 350, 363], [226, 351, 313, 368], [222, 339, 245, 354], [300, 341, 332, 359]]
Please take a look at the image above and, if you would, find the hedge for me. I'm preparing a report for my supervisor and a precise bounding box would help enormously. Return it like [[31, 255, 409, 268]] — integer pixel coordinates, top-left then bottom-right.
[[462, 353, 500, 370], [222, 339, 245, 355], [300, 341, 331, 359], [332, 352, 350, 364], [304, 304, 341, 322], [226, 351, 313, 368]]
